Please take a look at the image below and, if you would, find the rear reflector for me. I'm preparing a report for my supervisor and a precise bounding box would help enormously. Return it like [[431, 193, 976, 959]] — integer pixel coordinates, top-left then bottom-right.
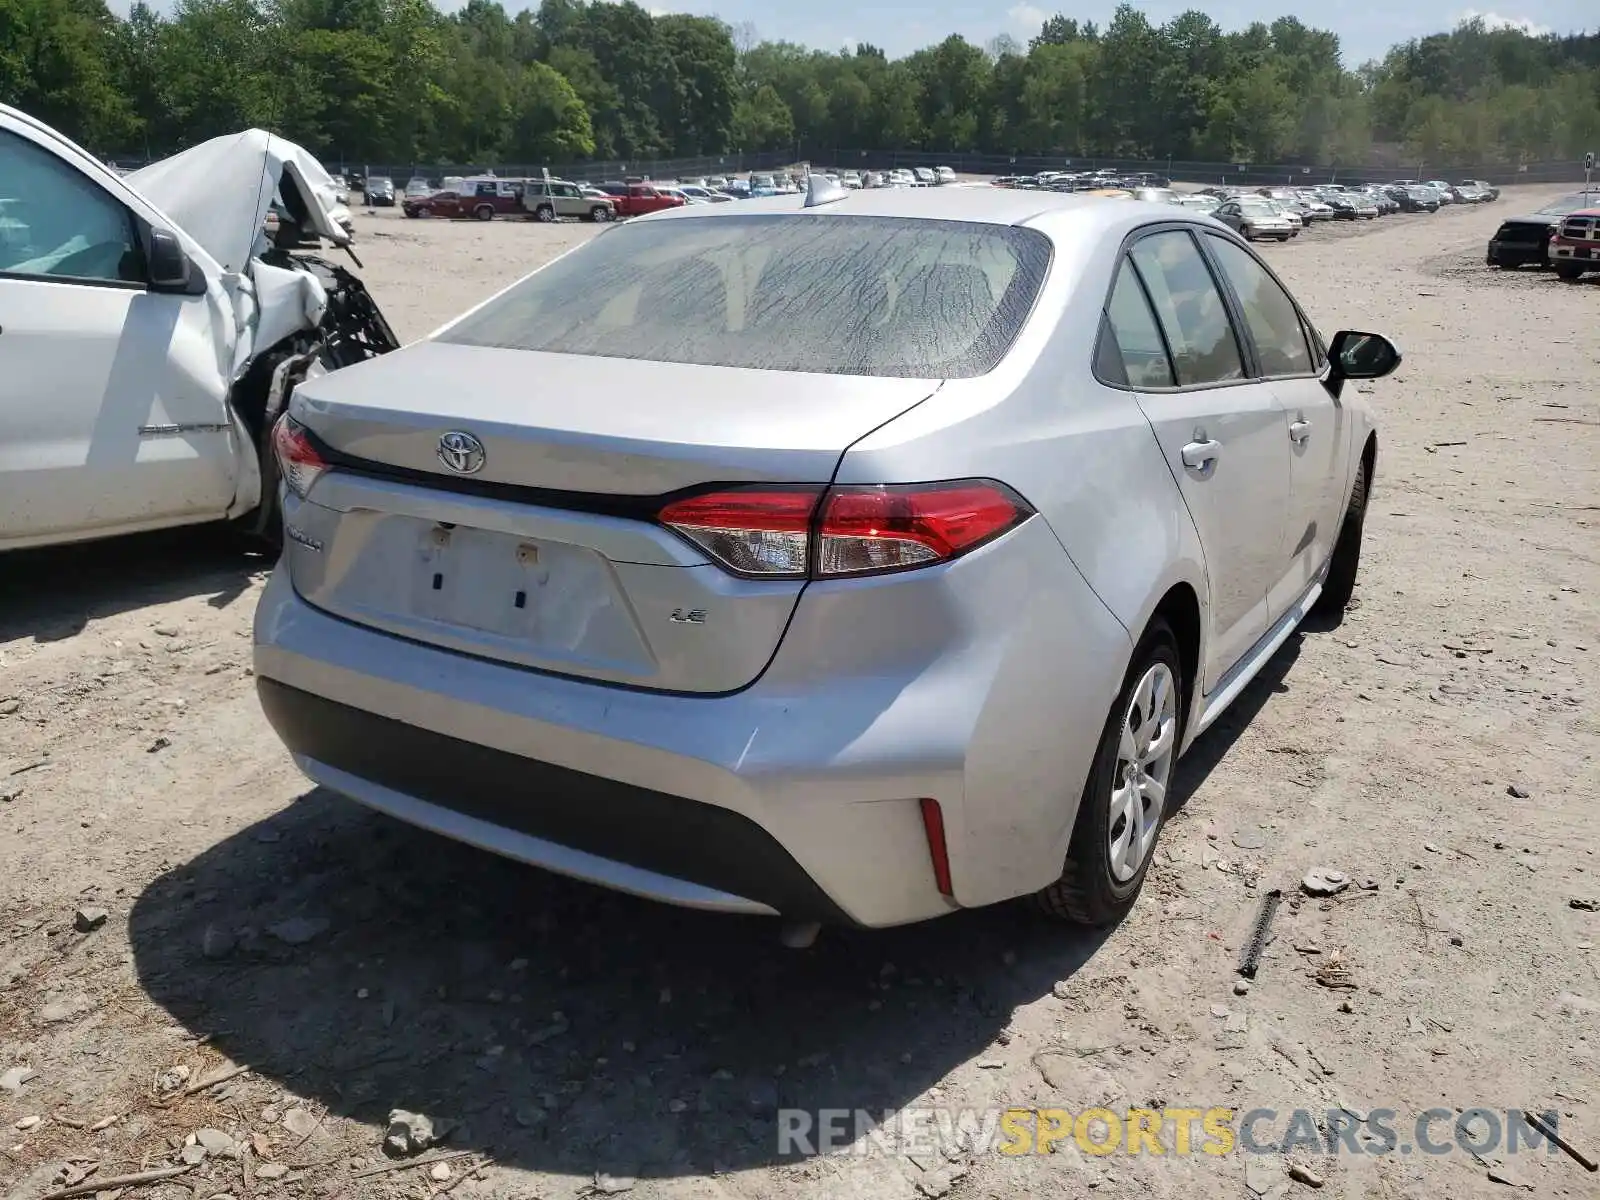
[[659, 480, 1030, 580], [919, 798, 954, 897], [272, 415, 329, 499]]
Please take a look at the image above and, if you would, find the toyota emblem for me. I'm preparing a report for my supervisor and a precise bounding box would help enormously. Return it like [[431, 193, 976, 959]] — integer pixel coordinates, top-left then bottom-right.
[[437, 430, 486, 475]]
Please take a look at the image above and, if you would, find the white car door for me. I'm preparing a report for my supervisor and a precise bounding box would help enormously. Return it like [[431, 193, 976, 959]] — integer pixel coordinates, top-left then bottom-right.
[[1109, 229, 1292, 691], [0, 119, 239, 550], [1202, 234, 1349, 613]]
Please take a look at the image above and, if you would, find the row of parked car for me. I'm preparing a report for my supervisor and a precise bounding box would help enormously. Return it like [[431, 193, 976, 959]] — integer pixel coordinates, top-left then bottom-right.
[[1197, 180, 1497, 240], [1005, 177, 1498, 242], [353, 163, 972, 224]]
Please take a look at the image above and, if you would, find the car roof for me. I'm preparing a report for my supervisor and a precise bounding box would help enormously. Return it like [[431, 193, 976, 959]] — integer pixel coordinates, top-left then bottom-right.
[[634, 186, 1195, 242]]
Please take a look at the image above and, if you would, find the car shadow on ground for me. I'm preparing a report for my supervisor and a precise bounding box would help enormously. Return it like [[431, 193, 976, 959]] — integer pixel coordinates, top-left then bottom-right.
[[1168, 627, 1305, 811], [128, 793, 1111, 1179], [126, 620, 1310, 1181], [0, 528, 268, 643]]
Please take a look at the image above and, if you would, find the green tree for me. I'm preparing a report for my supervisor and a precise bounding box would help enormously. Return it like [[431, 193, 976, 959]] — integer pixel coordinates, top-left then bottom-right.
[[0, 0, 137, 146], [507, 58, 592, 161], [730, 82, 793, 151]]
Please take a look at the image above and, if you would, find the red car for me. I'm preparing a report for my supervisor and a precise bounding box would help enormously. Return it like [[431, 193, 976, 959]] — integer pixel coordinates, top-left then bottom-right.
[[1548, 207, 1600, 281], [404, 179, 522, 220], [596, 181, 687, 218]]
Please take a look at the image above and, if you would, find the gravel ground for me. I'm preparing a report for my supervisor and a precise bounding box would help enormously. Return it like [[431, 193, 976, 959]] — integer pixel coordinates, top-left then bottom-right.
[[2, 187, 1597, 1200]]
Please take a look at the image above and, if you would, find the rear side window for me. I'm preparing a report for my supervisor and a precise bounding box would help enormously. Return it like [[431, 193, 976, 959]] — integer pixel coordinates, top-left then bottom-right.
[[439, 214, 1052, 379], [1127, 230, 1244, 387], [1204, 236, 1314, 377], [1097, 260, 1174, 388]]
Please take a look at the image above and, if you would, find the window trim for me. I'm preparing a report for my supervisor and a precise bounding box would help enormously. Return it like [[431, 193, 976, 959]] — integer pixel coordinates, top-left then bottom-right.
[[1095, 257, 1175, 390], [0, 269, 146, 292], [0, 126, 149, 292], [1197, 231, 1324, 383], [1091, 222, 1252, 395]]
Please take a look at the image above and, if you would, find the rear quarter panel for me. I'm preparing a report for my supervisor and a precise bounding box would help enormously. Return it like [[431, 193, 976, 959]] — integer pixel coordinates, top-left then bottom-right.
[[838, 211, 1210, 656], [835, 217, 1211, 897]]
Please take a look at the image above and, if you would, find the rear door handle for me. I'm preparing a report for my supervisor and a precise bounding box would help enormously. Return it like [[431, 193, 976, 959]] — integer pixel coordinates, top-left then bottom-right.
[[1181, 439, 1221, 470], [1289, 420, 1312, 443]]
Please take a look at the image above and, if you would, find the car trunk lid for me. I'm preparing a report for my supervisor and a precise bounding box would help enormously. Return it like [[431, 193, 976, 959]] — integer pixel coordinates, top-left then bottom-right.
[[283, 341, 939, 692]]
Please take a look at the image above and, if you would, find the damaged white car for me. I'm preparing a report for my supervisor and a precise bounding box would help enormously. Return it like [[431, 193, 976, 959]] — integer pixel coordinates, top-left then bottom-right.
[[0, 105, 396, 552]]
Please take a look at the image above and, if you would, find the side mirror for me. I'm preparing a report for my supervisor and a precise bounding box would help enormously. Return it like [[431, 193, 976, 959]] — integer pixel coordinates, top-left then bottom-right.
[[1327, 330, 1401, 381], [147, 226, 203, 295]]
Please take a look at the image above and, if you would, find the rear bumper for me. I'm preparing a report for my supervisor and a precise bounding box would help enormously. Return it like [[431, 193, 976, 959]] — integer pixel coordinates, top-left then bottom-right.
[[1487, 240, 1545, 265], [251, 516, 1129, 928], [258, 677, 849, 921]]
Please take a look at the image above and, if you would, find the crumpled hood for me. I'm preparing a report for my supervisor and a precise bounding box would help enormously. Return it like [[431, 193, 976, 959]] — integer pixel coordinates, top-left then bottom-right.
[[128, 129, 352, 274]]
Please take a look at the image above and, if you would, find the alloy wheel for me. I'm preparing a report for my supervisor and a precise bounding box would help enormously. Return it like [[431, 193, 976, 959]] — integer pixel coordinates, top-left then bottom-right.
[[1107, 661, 1178, 882]]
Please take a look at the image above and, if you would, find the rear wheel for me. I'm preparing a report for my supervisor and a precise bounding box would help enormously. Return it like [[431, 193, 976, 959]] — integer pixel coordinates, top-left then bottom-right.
[[534, 204, 556, 223], [475, 204, 495, 221], [1313, 453, 1369, 619], [1036, 620, 1183, 926]]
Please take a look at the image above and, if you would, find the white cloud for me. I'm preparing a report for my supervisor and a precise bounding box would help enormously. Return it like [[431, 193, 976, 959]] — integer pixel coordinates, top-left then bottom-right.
[[1007, 4, 1051, 34], [1455, 9, 1553, 36]]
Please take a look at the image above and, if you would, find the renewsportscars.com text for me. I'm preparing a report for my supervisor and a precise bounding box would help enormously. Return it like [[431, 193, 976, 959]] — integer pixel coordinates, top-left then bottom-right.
[[777, 1106, 1568, 1159]]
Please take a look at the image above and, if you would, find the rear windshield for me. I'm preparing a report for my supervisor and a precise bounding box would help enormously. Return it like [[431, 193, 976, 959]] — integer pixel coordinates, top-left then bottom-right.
[[438, 214, 1051, 378]]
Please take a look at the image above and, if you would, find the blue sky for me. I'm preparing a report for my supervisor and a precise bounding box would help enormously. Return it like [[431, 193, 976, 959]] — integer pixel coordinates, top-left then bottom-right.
[[106, 0, 1595, 68], [632, 2, 1595, 66]]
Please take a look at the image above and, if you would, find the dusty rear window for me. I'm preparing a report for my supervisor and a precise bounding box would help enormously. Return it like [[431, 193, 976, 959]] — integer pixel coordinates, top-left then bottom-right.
[[437, 214, 1051, 378]]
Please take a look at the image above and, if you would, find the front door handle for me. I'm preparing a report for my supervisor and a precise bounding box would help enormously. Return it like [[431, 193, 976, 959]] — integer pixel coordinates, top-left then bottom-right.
[[1289, 419, 1312, 443], [1181, 439, 1221, 470]]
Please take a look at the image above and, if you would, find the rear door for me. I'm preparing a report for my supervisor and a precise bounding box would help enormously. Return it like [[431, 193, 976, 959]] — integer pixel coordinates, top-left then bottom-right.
[[554, 183, 585, 218], [1108, 228, 1291, 691], [1201, 233, 1348, 616]]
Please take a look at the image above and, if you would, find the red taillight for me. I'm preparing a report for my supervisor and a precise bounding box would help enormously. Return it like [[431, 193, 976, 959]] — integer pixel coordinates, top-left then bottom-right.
[[818, 482, 1029, 576], [271, 415, 328, 499], [658, 487, 821, 578], [658, 480, 1030, 579], [920, 798, 954, 897]]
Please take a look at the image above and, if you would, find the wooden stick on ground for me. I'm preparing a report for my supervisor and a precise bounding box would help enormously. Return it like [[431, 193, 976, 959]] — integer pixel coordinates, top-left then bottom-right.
[[1523, 1111, 1598, 1172], [350, 1151, 478, 1180], [38, 1164, 195, 1200], [425, 1157, 493, 1200], [181, 1064, 252, 1097]]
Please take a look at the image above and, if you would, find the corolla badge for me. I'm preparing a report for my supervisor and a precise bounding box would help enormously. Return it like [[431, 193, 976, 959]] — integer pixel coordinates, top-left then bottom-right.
[[437, 430, 486, 475]]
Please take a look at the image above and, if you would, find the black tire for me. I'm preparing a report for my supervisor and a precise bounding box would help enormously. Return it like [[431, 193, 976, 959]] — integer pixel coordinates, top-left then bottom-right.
[[1313, 453, 1369, 620], [233, 428, 283, 555], [1036, 619, 1184, 926], [589, 205, 611, 222], [1555, 264, 1583, 281], [475, 204, 495, 221], [534, 204, 556, 223]]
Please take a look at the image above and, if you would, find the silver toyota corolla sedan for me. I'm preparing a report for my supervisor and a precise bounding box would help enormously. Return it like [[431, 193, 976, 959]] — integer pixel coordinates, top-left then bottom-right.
[[254, 180, 1399, 934]]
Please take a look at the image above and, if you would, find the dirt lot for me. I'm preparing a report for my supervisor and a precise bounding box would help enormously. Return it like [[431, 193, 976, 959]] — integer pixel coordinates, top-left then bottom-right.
[[2, 188, 1597, 1200]]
